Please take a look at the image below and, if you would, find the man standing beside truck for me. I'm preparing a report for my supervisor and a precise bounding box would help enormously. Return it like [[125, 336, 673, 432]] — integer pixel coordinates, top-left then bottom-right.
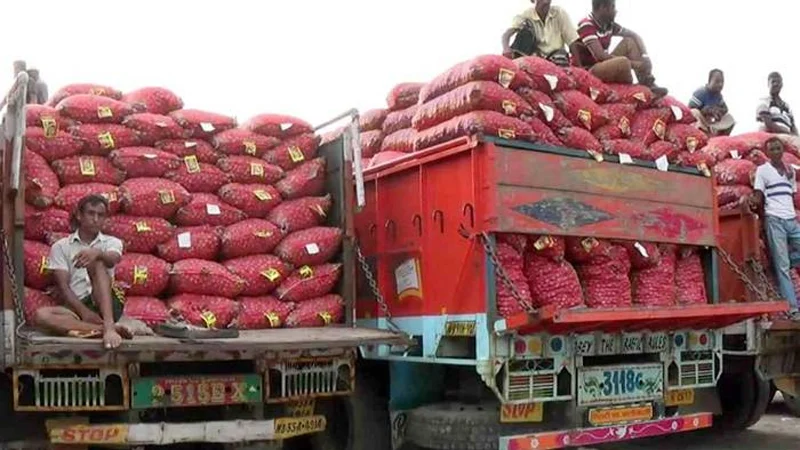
[[689, 69, 735, 136], [501, 0, 580, 66], [750, 138, 800, 321], [34, 194, 133, 349], [572, 0, 667, 97]]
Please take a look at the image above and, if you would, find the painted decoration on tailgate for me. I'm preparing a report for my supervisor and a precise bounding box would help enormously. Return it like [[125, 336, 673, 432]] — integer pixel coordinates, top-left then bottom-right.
[[513, 197, 614, 230]]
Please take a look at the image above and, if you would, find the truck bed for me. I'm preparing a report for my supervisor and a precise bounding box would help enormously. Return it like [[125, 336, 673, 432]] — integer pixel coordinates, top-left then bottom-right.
[[18, 326, 406, 364]]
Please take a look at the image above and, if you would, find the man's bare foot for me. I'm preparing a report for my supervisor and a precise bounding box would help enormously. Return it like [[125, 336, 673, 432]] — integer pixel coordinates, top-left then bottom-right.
[[104, 325, 133, 349], [115, 324, 134, 340]]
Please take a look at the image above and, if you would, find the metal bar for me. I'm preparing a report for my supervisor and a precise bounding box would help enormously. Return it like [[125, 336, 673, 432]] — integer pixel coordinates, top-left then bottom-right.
[[313, 108, 358, 133]]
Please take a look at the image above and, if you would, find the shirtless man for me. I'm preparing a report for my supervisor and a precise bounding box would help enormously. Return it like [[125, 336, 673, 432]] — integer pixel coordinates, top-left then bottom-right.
[[35, 194, 132, 349]]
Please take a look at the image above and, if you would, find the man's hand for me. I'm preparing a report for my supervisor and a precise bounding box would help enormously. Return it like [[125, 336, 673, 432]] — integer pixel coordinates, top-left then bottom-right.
[[79, 306, 103, 325], [103, 327, 123, 350], [73, 248, 102, 268]]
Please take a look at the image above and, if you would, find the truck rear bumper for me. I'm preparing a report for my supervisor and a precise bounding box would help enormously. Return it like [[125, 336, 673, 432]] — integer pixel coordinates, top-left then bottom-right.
[[499, 413, 712, 449], [47, 416, 326, 445]]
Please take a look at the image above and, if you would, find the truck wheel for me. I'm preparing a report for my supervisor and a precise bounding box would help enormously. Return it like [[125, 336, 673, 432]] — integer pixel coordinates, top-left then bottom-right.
[[404, 402, 530, 450], [715, 368, 768, 430], [782, 391, 800, 417]]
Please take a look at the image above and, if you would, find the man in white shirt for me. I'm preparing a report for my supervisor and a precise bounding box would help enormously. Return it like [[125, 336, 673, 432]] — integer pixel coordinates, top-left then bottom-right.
[[35, 194, 133, 348], [751, 137, 800, 320], [501, 0, 580, 66]]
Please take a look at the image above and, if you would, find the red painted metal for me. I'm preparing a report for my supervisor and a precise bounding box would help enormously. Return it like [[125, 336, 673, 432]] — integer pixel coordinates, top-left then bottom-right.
[[353, 137, 784, 326], [717, 209, 763, 303]]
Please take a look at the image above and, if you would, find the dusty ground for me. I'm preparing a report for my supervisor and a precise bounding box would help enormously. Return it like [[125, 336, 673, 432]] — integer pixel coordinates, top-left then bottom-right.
[[598, 398, 800, 450]]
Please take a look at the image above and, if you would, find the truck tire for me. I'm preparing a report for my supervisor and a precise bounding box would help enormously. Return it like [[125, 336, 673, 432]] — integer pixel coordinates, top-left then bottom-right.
[[404, 402, 530, 450], [782, 391, 800, 417], [715, 367, 768, 430]]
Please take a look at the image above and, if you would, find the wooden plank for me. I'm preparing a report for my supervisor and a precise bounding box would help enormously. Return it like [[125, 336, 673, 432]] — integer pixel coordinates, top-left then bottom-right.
[[494, 147, 714, 209], [488, 185, 716, 245], [24, 327, 407, 353]]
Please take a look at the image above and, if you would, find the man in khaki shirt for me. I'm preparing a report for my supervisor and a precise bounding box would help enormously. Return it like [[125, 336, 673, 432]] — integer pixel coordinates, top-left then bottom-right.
[[36, 194, 133, 349], [502, 0, 580, 65]]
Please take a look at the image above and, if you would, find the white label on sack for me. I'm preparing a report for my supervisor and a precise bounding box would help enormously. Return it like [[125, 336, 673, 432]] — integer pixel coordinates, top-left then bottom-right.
[[670, 105, 683, 121], [619, 153, 633, 165], [730, 150, 740, 160], [143, 153, 157, 159], [206, 204, 221, 215], [184, 141, 198, 148], [543, 74, 559, 91], [792, 164, 800, 171], [540, 104, 555, 122], [634, 242, 649, 258], [177, 232, 192, 249], [155, 121, 169, 128], [589, 87, 600, 101], [280, 123, 293, 131], [200, 122, 215, 133], [655, 155, 669, 172], [305, 243, 320, 255]]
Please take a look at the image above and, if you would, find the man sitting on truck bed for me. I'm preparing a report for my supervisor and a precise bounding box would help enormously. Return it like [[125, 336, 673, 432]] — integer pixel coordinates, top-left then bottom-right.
[[572, 0, 667, 98], [750, 138, 800, 320], [501, 0, 580, 66], [689, 69, 735, 136], [758, 72, 798, 136], [35, 194, 133, 349]]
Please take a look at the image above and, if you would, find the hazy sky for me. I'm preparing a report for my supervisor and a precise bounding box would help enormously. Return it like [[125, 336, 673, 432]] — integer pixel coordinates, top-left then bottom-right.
[[4, 0, 795, 133]]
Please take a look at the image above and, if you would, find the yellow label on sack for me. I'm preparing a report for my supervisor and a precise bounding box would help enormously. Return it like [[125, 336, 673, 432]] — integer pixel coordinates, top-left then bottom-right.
[[250, 162, 265, 177], [578, 109, 592, 129], [533, 235, 553, 251], [698, 162, 711, 178], [253, 189, 272, 201], [101, 191, 118, 203], [686, 137, 698, 153], [41, 117, 58, 138], [497, 69, 515, 88], [97, 132, 116, 150], [90, 87, 107, 96], [312, 204, 326, 217], [581, 237, 599, 253], [133, 266, 148, 285], [618, 117, 631, 136], [159, 190, 176, 204], [261, 268, 281, 282], [79, 157, 96, 176], [288, 146, 305, 163], [97, 106, 113, 119], [652, 119, 667, 140], [39, 256, 49, 274], [299, 266, 314, 278], [253, 230, 274, 238], [498, 129, 516, 139], [587, 150, 604, 162], [633, 92, 648, 103], [318, 312, 333, 325], [501, 100, 517, 115], [135, 221, 151, 232], [264, 312, 281, 328], [243, 140, 257, 155], [200, 311, 217, 329], [184, 155, 201, 173]]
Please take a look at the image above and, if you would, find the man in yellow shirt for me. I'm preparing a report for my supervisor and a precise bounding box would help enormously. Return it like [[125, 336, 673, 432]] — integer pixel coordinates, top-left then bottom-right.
[[501, 0, 580, 66]]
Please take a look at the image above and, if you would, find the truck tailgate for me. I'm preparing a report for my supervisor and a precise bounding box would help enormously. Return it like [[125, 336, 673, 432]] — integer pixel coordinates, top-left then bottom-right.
[[21, 327, 406, 353]]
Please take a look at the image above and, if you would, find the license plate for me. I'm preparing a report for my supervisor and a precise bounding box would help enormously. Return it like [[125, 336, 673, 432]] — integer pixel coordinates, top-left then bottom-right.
[[588, 403, 654, 426], [645, 332, 669, 353], [273, 415, 326, 439], [132, 374, 262, 409], [500, 402, 544, 423], [445, 321, 476, 337], [574, 334, 596, 356], [665, 388, 695, 406], [578, 364, 663, 406], [621, 333, 644, 354]]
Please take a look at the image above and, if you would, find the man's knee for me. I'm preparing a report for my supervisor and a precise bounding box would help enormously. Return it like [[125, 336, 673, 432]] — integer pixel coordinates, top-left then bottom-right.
[[590, 57, 633, 83]]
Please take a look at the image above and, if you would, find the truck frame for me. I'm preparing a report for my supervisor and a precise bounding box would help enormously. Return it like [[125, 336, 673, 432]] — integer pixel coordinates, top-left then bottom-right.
[[352, 135, 800, 449], [0, 74, 406, 449]]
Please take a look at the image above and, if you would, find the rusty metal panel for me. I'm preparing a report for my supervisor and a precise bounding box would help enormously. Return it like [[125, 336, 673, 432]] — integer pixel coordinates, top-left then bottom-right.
[[489, 185, 716, 246], [494, 146, 714, 210]]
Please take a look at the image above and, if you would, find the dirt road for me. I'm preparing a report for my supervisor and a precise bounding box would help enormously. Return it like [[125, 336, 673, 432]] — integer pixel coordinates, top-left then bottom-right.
[[598, 399, 799, 450]]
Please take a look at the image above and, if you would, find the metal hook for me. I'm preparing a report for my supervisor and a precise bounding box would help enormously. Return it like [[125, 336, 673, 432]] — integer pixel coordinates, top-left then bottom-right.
[[462, 203, 475, 228], [412, 214, 423, 237], [432, 210, 444, 233], [369, 224, 377, 236], [384, 220, 397, 240]]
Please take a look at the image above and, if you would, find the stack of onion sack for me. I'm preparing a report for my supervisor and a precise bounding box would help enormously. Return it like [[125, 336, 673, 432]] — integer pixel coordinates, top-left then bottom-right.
[[493, 235, 534, 318], [380, 83, 423, 155], [566, 237, 632, 308], [522, 235, 584, 309], [411, 55, 537, 151]]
